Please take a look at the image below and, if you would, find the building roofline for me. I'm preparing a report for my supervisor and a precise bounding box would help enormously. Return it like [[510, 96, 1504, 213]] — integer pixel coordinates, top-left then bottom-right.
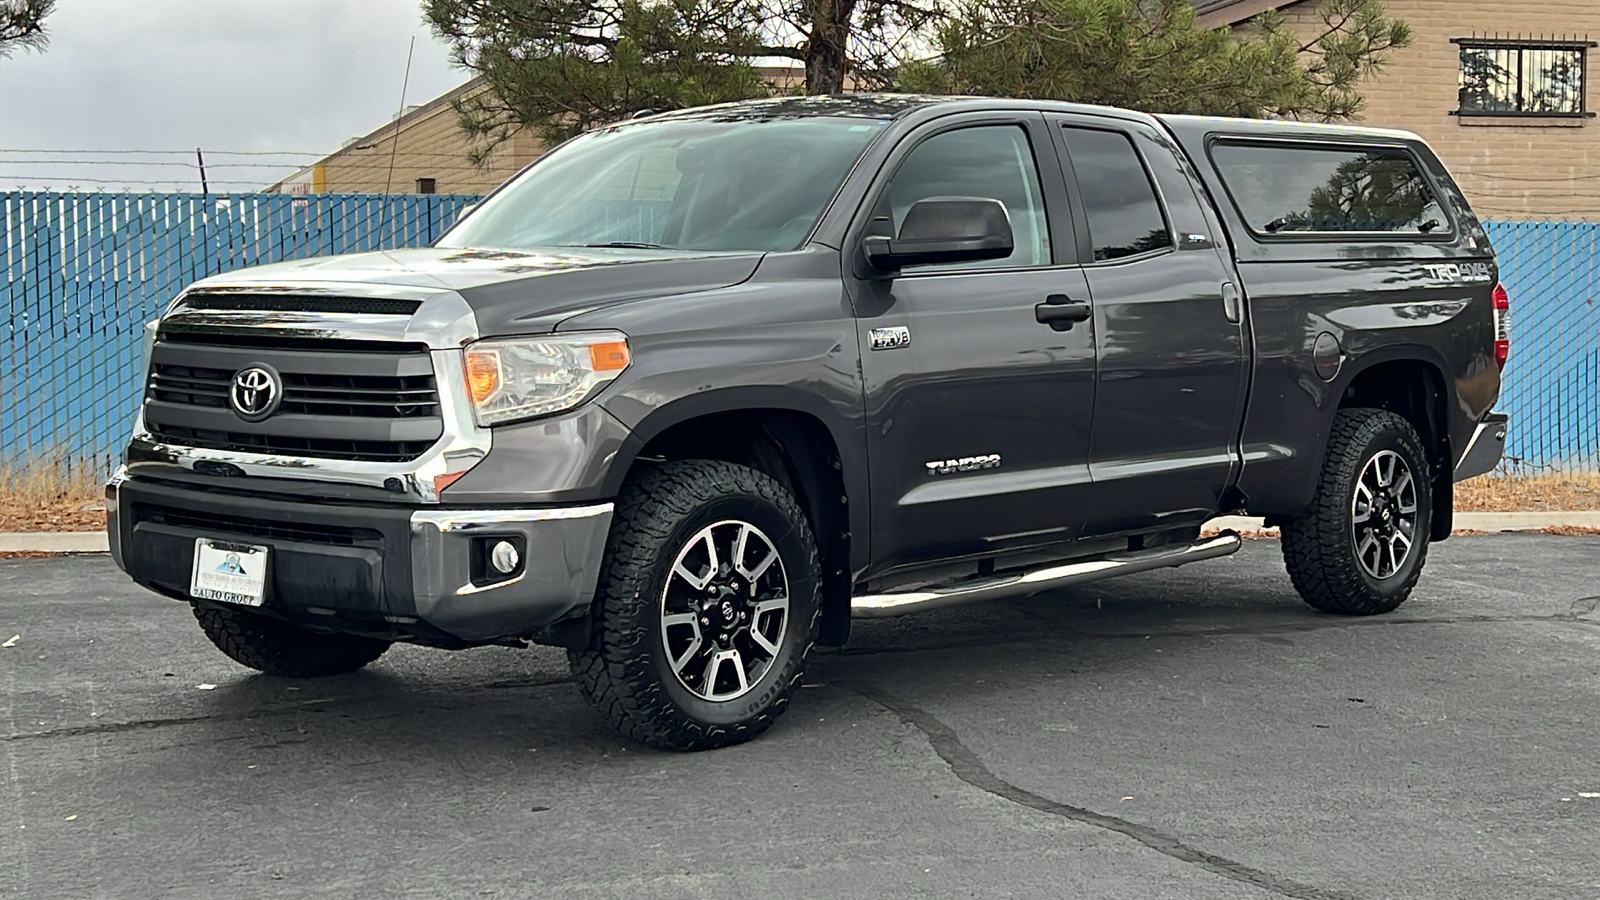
[[282, 59, 812, 184], [1194, 0, 1307, 29], [329, 76, 487, 161], [268, 77, 487, 191]]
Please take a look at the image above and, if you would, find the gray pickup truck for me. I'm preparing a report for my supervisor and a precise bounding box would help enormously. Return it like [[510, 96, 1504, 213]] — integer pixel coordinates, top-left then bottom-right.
[[108, 95, 1509, 750]]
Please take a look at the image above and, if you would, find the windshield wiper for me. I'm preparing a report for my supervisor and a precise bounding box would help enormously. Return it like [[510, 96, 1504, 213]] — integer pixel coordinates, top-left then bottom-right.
[[583, 241, 667, 249]]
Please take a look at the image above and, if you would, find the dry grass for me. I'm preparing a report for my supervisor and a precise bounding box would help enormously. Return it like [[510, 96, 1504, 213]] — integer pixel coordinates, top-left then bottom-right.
[[2, 459, 1600, 537], [1453, 471, 1600, 512], [0, 457, 105, 533]]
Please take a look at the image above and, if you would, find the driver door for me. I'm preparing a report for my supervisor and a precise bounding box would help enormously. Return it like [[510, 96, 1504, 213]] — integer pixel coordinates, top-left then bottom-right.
[[847, 114, 1098, 575]]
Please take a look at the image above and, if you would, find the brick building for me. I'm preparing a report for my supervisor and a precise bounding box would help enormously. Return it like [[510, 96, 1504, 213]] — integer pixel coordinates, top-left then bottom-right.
[[1198, 0, 1600, 219], [272, 79, 540, 196]]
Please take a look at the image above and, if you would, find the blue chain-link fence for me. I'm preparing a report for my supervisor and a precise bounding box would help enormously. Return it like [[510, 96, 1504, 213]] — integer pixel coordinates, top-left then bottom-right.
[[1484, 222, 1600, 470], [2, 193, 1598, 472], [1, 192, 480, 469]]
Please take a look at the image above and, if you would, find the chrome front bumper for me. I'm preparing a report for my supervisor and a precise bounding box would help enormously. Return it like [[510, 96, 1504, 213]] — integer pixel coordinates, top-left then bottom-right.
[[408, 504, 613, 642], [108, 471, 613, 645], [1454, 411, 1508, 482]]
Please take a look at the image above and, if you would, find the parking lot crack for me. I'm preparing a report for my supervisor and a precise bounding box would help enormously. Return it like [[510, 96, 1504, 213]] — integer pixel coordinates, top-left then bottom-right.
[[1, 675, 580, 743], [846, 681, 1359, 900], [0, 705, 331, 742]]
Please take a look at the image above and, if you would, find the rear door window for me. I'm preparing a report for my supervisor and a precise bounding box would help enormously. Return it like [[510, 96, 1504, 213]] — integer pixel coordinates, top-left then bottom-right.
[[1211, 142, 1447, 237], [1059, 127, 1175, 262]]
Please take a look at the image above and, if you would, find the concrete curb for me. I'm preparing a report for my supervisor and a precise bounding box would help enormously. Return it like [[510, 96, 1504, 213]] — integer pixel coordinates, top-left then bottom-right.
[[0, 532, 110, 553], [1206, 511, 1600, 533], [6, 511, 1600, 554]]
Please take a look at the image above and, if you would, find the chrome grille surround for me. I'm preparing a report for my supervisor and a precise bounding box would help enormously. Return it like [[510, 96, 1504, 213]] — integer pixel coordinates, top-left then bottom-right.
[[125, 281, 490, 504]]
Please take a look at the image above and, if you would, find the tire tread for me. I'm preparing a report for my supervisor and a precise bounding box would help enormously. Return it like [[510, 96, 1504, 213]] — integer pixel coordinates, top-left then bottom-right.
[[1281, 408, 1431, 616], [569, 460, 820, 751]]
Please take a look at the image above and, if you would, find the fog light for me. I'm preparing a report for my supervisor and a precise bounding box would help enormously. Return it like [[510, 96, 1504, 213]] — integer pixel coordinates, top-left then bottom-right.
[[490, 540, 521, 575]]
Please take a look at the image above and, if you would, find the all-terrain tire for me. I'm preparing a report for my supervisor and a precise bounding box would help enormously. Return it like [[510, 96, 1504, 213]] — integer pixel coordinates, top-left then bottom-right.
[[569, 460, 822, 751], [193, 603, 391, 677], [1281, 408, 1433, 615]]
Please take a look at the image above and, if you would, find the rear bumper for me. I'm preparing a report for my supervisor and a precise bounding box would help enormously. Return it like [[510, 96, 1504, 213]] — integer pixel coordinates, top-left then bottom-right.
[[107, 472, 612, 646], [1455, 411, 1508, 482]]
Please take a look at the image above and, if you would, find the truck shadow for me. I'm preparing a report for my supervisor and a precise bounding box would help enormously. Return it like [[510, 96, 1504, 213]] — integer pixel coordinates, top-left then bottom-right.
[[172, 557, 1410, 757]]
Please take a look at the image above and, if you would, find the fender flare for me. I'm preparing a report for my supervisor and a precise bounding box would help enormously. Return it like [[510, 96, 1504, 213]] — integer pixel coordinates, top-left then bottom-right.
[[599, 386, 862, 499]]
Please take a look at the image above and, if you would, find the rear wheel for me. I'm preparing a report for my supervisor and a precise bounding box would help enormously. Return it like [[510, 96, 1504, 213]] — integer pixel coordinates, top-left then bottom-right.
[[193, 603, 391, 677], [1281, 408, 1433, 615], [569, 460, 821, 751]]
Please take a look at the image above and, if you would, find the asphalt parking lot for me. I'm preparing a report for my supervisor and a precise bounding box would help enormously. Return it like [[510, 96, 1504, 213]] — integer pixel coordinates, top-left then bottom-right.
[[3, 534, 1598, 899]]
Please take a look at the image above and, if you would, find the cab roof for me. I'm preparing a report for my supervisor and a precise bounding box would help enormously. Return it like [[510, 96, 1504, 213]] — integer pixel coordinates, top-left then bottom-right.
[[641, 93, 1424, 145]]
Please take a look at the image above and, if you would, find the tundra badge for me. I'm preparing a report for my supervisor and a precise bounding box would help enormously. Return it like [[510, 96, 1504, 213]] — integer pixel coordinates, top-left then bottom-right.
[[925, 454, 1002, 476]]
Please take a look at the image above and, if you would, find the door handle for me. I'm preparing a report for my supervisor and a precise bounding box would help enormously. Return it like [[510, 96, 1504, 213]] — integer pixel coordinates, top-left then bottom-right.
[[1221, 282, 1242, 324], [1035, 295, 1092, 330]]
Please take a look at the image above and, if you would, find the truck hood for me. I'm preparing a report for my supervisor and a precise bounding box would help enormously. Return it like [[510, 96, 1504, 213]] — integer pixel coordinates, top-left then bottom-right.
[[188, 246, 766, 336]]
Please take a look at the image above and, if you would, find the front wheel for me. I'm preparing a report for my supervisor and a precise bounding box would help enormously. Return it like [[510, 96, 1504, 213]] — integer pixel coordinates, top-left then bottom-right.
[[570, 460, 821, 751], [1281, 408, 1433, 615]]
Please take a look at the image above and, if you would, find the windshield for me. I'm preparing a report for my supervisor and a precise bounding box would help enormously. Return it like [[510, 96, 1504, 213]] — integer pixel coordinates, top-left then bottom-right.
[[437, 116, 888, 254]]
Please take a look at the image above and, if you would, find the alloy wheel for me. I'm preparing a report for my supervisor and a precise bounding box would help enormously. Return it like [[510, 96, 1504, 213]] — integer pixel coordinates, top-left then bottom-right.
[[1351, 449, 1418, 580], [659, 520, 790, 702]]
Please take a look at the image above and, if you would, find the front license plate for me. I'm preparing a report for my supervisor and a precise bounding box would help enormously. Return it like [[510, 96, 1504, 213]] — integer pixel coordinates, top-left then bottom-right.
[[189, 539, 268, 606]]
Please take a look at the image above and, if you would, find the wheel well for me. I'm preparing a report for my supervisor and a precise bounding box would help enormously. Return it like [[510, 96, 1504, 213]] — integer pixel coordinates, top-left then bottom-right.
[[1339, 359, 1453, 540], [631, 409, 853, 646]]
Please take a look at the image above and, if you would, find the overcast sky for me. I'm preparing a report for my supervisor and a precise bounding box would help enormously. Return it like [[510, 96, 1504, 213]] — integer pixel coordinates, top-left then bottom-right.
[[0, 0, 466, 191]]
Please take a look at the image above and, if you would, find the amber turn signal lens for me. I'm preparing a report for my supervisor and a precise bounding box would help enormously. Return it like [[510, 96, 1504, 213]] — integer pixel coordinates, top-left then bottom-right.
[[433, 471, 467, 494], [465, 349, 501, 403], [588, 340, 630, 372]]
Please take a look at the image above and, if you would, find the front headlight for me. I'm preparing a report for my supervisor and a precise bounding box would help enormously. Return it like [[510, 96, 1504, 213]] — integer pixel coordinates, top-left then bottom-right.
[[463, 332, 631, 426]]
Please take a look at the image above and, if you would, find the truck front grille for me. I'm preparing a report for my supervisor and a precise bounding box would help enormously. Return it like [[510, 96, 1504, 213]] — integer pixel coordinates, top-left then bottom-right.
[[149, 365, 440, 419], [142, 333, 445, 463]]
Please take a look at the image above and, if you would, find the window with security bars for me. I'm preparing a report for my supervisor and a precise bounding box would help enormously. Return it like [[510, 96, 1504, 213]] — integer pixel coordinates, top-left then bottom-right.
[[1454, 38, 1596, 118]]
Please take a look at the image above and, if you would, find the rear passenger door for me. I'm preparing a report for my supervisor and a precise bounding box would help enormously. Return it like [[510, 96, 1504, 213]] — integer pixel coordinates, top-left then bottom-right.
[[1048, 115, 1249, 537]]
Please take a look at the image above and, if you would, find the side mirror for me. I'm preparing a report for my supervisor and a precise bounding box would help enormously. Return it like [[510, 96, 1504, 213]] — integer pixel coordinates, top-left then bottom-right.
[[863, 197, 1014, 272]]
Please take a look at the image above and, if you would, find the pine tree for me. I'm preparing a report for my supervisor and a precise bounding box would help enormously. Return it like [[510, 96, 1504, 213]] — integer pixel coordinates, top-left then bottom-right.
[[426, 0, 943, 148], [0, 0, 54, 60], [901, 0, 1410, 120]]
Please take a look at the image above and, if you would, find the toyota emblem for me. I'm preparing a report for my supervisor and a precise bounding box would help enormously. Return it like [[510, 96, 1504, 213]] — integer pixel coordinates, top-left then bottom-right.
[[229, 364, 283, 421]]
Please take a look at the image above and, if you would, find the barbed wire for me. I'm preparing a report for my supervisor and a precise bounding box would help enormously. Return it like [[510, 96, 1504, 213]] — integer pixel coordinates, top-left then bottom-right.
[[0, 176, 275, 186], [0, 186, 485, 195], [0, 148, 507, 159], [0, 160, 512, 172], [0, 148, 326, 156]]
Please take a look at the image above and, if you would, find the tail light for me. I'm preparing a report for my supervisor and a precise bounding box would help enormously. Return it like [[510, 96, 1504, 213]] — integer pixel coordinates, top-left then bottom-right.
[[1492, 282, 1510, 370]]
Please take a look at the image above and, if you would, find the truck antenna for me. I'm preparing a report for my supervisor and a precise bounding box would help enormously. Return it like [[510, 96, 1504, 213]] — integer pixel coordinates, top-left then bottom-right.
[[380, 37, 416, 240]]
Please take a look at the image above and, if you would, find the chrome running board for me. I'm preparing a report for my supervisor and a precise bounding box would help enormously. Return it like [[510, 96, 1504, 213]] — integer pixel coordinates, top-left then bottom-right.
[[850, 531, 1242, 618]]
